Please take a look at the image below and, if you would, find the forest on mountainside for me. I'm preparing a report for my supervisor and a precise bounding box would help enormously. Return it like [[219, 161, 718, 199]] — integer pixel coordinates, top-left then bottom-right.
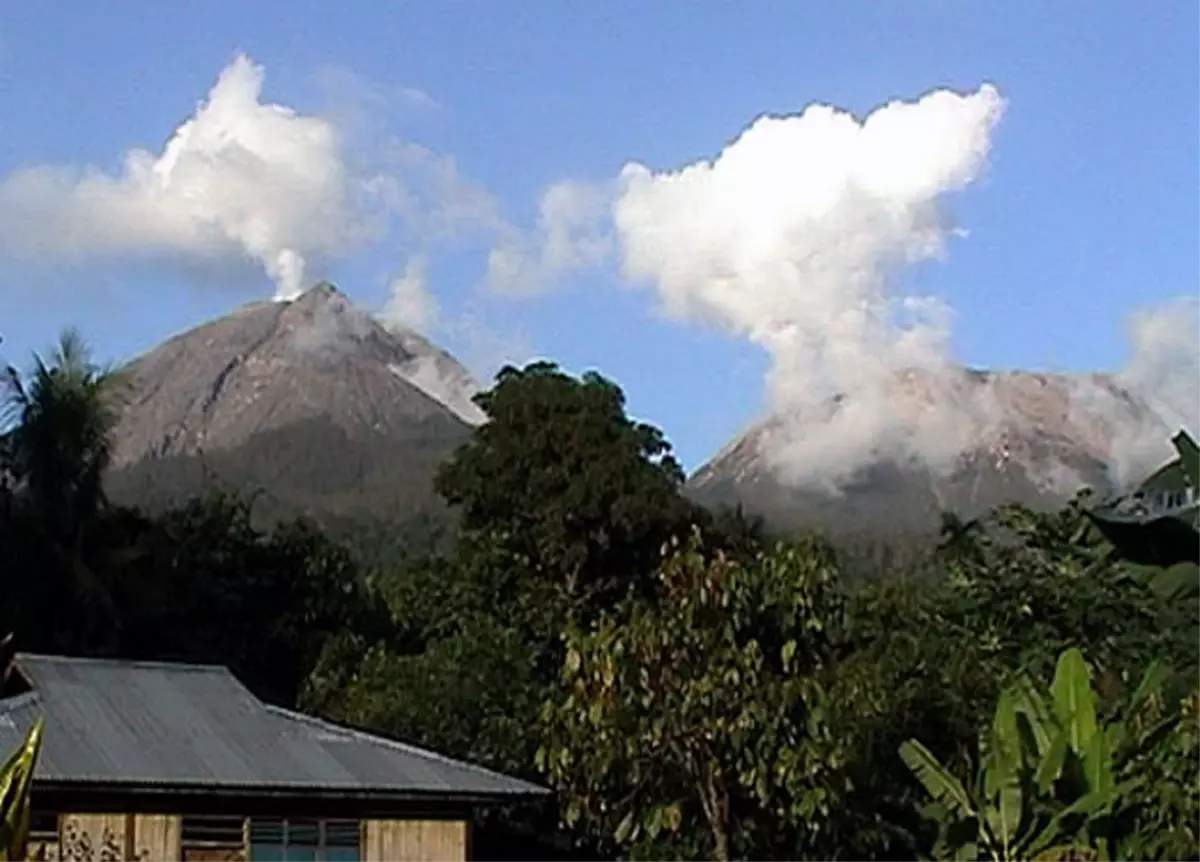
[[1, 329, 1197, 861]]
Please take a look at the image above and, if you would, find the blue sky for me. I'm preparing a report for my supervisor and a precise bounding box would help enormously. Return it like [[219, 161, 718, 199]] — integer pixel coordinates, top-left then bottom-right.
[[0, 2, 1195, 470]]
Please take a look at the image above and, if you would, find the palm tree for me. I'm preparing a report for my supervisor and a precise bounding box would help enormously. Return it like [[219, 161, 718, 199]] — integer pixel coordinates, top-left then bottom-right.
[[1, 327, 127, 546], [0, 328, 129, 651]]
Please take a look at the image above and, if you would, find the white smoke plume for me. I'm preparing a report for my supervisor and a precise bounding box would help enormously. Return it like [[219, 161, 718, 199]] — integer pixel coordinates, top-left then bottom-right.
[[388, 351, 486, 426], [376, 254, 488, 424], [1100, 295, 1200, 484], [0, 54, 382, 299], [611, 84, 1007, 487], [381, 254, 439, 331]]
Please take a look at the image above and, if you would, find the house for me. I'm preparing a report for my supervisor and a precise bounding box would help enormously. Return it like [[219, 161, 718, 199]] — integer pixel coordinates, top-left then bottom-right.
[[0, 653, 548, 861]]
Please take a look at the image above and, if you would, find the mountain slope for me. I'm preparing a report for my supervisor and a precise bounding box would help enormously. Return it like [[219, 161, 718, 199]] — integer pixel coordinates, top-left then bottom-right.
[[106, 284, 474, 555], [689, 367, 1167, 540]]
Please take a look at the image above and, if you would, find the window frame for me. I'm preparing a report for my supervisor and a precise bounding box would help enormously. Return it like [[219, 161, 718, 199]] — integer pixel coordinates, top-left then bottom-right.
[[247, 817, 362, 862], [181, 814, 248, 847]]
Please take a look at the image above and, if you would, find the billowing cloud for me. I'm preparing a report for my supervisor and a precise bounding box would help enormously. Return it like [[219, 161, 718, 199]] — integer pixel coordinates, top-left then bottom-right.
[[0, 54, 391, 299], [608, 84, 1006, 484]]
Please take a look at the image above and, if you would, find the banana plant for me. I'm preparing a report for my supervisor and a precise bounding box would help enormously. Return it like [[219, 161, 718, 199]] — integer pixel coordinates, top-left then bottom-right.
[[0, 717, 43, 861], [900, 648, 1174, 861]]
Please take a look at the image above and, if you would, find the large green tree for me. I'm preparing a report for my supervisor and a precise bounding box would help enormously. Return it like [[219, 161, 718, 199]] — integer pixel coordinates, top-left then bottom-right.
[[314, 362, 719, 744], [306, 363, 739, 859], [435, 361, 698, 613]]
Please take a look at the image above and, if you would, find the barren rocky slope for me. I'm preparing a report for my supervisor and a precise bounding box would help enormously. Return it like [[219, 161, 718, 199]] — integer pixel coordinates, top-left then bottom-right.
[[688, 367, 1166, 539], [106, 284, 476, 553]]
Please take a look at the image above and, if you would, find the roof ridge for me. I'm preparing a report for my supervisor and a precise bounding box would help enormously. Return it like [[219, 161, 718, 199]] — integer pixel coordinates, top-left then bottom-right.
[[262, 705, 546, 794], [15, 653, 237, 675]]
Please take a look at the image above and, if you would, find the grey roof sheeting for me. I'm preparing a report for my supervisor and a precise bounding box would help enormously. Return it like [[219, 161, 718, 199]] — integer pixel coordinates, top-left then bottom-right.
[[0, 654, 545, 801]]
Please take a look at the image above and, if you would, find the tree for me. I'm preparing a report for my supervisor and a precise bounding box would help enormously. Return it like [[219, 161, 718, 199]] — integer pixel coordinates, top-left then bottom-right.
[[0, 329, 129, 652], [435, 361, 696, 614], [538, 534, 852, 861], [140, 492, 385, 706], [1, 328, 126, 544], [305, 615, 542, 778], [806, 493, 1200, 861], [301, 364, 733, 860], [1120, 689, 1200, 861], [931, 497, 1195, 685]]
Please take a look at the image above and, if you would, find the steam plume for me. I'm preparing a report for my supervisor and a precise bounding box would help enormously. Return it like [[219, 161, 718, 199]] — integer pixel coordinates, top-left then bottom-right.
[[612, 84, 1006, 486], [0, 55, 380, 299], [381, 255, 438, 331]]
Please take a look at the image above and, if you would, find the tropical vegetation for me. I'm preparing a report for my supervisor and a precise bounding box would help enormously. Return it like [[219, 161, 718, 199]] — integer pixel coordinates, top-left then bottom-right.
[[0, 329, 1195, 860]]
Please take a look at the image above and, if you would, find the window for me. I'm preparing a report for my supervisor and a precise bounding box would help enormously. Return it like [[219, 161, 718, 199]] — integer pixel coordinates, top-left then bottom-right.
[[29, 809, 58, 840], [180, 816, 246, 849], [248, 818, 360, 862]]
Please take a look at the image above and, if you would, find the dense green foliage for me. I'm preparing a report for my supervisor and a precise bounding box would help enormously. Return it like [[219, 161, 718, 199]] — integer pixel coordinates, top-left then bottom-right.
[[901, 647, 1192, 860], [538, 534, 853, 861], [1, 332, 1196, 861]]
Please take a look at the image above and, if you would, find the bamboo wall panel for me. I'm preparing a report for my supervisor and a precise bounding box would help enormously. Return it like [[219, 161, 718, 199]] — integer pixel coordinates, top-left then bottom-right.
[[363, 819, 467, 862], [58, 813, 129, 861], [132, 814, 182, 860]]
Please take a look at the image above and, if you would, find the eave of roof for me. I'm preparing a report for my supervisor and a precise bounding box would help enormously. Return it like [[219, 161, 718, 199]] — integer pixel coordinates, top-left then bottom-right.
[[0, 654, 547, 802]]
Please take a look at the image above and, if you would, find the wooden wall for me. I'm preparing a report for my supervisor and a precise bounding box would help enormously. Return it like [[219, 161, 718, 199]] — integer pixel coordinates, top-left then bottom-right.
[[363, 818, 469, 862], [29, 813, 182, 861], [133, 814, 183, 860], [29, 812, 469, 861]]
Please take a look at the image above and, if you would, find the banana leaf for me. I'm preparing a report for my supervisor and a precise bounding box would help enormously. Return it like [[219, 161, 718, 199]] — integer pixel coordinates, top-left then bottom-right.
[[0, 717, 43, 861]]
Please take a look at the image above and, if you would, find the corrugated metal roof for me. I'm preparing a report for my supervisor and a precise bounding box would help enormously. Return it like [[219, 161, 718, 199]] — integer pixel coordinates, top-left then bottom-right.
[[0, 654, 545, 800]]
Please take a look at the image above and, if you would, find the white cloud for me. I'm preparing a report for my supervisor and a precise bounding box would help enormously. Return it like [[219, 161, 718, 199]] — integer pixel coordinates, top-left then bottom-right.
[[367, 142, 511, 249], [398, 86, 442, 111], [0, 54, 393, 299]]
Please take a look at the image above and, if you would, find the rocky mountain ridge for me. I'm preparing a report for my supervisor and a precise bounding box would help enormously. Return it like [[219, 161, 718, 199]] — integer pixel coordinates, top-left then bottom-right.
[[688, 366, 1169, 537], [109, 283, 478, 469], [105, 285, 475, 557], [103, 283, 1175, 554]]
